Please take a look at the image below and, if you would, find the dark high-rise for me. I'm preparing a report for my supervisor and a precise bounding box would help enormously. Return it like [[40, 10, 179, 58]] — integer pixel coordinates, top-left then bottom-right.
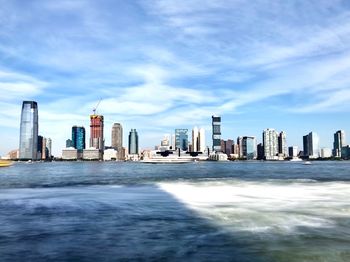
[[128, 129, 139, 155], [333, 130, 346, 157], [72, 126, 86, 152], [212, 115, 221, 152], [19, 101, 38, 160]]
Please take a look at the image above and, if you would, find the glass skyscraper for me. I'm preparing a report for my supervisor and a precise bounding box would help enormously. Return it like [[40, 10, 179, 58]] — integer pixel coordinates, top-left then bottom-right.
[[242, 136, 257, 160], [19, 101, 38, 160], [72, 126, 86, 152], [333, 130, 346, 157], [175, 129, 188, 151], [128, 129, 139, 155]]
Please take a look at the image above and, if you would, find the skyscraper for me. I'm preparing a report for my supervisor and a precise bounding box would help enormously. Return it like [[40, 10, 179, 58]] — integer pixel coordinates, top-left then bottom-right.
[[19, 101, 38, 160], [192, 126, 199, 152], [333, 130, 346, 157], [72, 126, 86, 152], [128, 129, 139, 155], [46, 138, 52, 159], [175, 129, 188, 151], [199, 128, 206, 152], [263, 128, 278, 160], [111, 123, 123, 150], [278, 131, 287, 157], [308, 132, 320, 159], [242, 136, 257, 160], [90, 115, 104, 151], [37, 135, 43, 160], [303, 132, 320, 159], [212, 115, 221, 152]]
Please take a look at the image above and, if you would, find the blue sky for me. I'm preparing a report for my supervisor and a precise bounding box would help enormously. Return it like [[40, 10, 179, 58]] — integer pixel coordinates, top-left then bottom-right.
[[1, 0, 350, 156]]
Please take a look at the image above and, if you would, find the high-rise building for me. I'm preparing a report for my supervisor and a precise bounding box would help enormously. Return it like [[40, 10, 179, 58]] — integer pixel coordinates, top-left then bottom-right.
[[237, 136, 243, 158], [46, 138, 52, 159], [72, 126, 86, 152], [199, 128, 206, 152], [37, 135, 43, 160], [263, 128, 278, 160], [175, 129, 188, 151], [288, 146, 298, 158], [192, 126, 199, 152], [128, 129, 139, 155], [111, 123, 123, 149], [278, 131, 287, 157], [90, 115, 104, 152], [303, 135, 309, 157], [308, 132, 320, 159], [66, 139, 73, 148], [212, 115, 221, 152], [257, 143, 264, 160], [303, 132, 320, 159], [333, 130, 346, 157], [242, 136, 257, 160], [19, 101, 38, 160], [41, 137, 47, 160]]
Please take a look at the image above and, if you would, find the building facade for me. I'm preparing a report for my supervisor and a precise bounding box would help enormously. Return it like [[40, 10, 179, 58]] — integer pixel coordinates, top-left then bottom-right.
[[303, 132, 320, 159], [192, 126, 199, 152], [278, 131, 288, 157], [288, 146, 298, 158], [19, 101, 39, 160], [333, 130, 346, 158], [212, 115, 221, 152], [199, 128, 206, 153], [90, 114, 104, 152], [263, 128, 278, 160], [111, 123, 123, 149], [242, 136, 257, 160], [175, 129, 188, 151], [72, 126, 86, 152], [128, 129, 139, 155]]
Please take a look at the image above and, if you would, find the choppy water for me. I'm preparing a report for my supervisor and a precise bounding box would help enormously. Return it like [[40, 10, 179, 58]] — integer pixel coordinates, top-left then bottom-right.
[[0, 161, 349, 261]]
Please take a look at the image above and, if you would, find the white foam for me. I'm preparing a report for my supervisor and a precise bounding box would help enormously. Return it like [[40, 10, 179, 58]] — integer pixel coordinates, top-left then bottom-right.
[[158, 180, 350, 236]]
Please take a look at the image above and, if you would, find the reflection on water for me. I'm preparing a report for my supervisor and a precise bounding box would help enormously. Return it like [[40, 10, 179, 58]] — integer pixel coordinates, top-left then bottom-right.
[[0, 161, 349, 261]]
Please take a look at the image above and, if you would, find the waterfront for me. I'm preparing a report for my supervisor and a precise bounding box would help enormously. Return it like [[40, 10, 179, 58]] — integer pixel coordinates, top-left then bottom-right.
[[0, 161, 350, 261]]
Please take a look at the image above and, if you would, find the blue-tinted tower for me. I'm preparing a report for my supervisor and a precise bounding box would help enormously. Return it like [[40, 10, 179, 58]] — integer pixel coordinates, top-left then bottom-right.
[[72, 126, 86, 152]]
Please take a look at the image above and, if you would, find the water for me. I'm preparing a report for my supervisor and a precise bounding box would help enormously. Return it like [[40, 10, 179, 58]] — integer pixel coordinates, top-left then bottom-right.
[[0, 161, 349, 261]]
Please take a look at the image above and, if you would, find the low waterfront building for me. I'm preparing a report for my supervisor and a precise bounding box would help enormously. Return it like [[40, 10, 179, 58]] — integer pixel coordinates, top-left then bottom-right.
[[62, 148, 78, 160], [288, 146, 298, 158], [103, 148, 118, 161], [83, 148, 101, 160]]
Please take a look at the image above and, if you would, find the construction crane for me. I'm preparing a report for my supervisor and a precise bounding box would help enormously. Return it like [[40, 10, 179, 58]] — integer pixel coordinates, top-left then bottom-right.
[[92, 98, 102, 115]]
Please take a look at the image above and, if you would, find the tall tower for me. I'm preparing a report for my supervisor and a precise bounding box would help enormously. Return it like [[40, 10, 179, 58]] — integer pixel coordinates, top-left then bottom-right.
[[333, 130, 346, 157], [46, 138, 52, 159], [72, 126, 86, 152], [90, 115, 104, 151], [19, 101, 38, 160], [308, 132, 320, 159], [175, 129, 188, 151], [111, 123, 123, 149], [199, 128, 206, 152], [128, 129, 139, 155], [212, 115, 221, 152], [263, 128, 278, 160], [192, 126, 199, 152], [278, 131, 287, 157]]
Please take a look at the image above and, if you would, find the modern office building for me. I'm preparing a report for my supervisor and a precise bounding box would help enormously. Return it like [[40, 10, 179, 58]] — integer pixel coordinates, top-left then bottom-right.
[[237, 136, 243, 158], [278, 131, 287, 157], [66, 139, 73, 148], [175, 129, 188, 151], [242, 136, 257, 160], [221, 139, 234, 156], [192, 126, 199, 152], [333, 130, 346, 157], [37, 135, 43, 160], [111, 123, 123, 149], [46, 138, 52, 159], [90, 114, 104, 152], [212, 115, 221, 152], [303, 135, 309, 157], [257, 143, 264, 160], [288, 146, 298, 158], [303, 132, 320, 159], [72, 126, 86, 152], [199, 128, 206, 152], [19, 101, 39, 160], [128, 129, 139, 155], [263, 128, 278, 160]]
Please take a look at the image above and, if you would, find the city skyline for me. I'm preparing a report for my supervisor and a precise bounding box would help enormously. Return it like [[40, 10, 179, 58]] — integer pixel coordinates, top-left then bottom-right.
[[1, 1, 350, 156]]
